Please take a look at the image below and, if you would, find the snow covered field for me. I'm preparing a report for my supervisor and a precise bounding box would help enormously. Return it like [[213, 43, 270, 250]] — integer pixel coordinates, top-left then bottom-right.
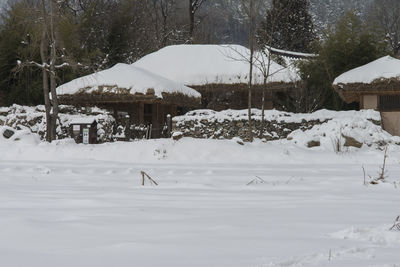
[[1, 137, 400, 267]]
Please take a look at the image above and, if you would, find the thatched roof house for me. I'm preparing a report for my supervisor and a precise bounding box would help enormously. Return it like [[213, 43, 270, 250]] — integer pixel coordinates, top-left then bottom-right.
[[57, 63, 200, 106], [57, 63, 201, 139], [333, 55, 400, 136], [133, 44, 300, 110]]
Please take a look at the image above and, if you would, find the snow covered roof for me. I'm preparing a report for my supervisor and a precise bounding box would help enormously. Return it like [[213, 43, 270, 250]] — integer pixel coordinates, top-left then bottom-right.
[[133, 44, 300, 86], [70, 118, 96, 125], [333, 56, 400, 85], [266, 46, 318, 59], [333, 56, 400, 104], [56, 63, 201, 99]]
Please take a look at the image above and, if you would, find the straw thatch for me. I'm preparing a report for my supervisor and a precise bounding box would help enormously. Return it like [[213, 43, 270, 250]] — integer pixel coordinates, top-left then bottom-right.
[[58, 89, 201, 108], [191, 81, 300, 92], [333, 78, 400, 103]]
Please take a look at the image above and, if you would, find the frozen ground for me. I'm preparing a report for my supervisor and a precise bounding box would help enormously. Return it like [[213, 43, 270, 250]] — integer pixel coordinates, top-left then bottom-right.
[[1, 138, 400, 267]]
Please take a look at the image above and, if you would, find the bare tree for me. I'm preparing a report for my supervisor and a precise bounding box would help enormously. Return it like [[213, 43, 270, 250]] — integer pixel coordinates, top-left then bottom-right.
[[146, 0, 183, 48], [257, 1, 294, 123], [16, 0, 71, 141], [232, 0, 273, 140], [188, 0, 206, 42], [247, 0, 255, 141], [368, 0, 400, 56]]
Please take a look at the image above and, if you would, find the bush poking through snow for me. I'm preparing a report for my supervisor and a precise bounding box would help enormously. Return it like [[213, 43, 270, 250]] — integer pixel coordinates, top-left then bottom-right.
[[247, 176, 266, 185], [370, 147, 389, 185], [389, 216, 400, 231], [140, 171, 159, 186]]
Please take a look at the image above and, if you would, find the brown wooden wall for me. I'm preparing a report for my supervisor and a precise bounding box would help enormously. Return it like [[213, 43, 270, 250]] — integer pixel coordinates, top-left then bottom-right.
[[102, 102, 177, 139]]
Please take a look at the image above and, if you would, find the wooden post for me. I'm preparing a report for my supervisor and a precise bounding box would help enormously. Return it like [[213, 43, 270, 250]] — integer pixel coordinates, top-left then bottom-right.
[[167, 114, 172, 137], [125, 114, 131, 141], [139, 102, 144, 124], [152, 104, 158, 138]]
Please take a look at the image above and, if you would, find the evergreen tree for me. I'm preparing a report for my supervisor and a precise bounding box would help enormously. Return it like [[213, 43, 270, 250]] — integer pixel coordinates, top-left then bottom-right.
[[367, 0, 400, 56], [259, 0, 315, 53], [0, 1, 44, 106], [297, 12, 387, 111]]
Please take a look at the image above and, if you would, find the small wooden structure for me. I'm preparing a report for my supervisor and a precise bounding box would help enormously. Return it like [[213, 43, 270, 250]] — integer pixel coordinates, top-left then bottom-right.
[[333, 56, 400, 136], [57, 64, 201, 139], [134, 44, 301, 111], [70, 118, 98, 144]]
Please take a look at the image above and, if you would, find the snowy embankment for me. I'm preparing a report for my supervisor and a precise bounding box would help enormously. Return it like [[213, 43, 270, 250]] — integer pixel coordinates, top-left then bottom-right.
[[0, 104, 114, 141], [174, 109, 400, 148]]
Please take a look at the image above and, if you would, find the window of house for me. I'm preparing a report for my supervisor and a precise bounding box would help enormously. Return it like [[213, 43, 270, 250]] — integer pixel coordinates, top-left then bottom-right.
[[379, 95, 400, 111]]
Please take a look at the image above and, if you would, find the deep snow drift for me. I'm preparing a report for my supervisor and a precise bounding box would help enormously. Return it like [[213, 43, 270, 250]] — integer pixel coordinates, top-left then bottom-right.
[[1, 134, 400, 267]]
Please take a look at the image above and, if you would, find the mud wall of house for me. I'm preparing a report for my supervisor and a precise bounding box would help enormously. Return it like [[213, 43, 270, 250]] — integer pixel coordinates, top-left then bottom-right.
[[361, 95, 378, 109], [360, 95, 400, 136], [381, 112, 400, 136]]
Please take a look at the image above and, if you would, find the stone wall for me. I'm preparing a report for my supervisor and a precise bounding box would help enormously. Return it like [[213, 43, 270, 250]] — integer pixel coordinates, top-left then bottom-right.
[[172, 109, 383, 142], [173, 117, 327, 141], [0, 105, 115, 142]]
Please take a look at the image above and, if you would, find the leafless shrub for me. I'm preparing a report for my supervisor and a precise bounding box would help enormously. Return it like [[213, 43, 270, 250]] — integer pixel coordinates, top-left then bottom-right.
[[370, 146, 388, 184], [141, 171, 159, 186], [389, 215, 400, 231], [362, 165, 368, 186], [330, 127, 347, 154], [247, 176, 266, 185]]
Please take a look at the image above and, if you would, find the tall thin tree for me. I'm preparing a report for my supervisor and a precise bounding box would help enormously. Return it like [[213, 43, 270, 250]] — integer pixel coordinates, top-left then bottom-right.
[[247, 0, 255, 141]]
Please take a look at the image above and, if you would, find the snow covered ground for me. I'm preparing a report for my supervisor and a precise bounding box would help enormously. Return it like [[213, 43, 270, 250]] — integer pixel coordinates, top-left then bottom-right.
[[1, 136, 400, 267]]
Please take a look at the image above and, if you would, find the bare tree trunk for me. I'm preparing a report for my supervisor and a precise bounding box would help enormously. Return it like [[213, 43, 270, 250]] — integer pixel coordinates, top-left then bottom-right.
[[40, 0, 52, 142], [40, 27, 52, 142], [261, 78, 266, 125], [40, 0, 60, 142], [188, 0, 206, 43], [189, 0, 195, 42], [247, 0, 255, 142], [261, 47, 272, 127], [49, 0, 59, 141], [261, 2, 281, 126]]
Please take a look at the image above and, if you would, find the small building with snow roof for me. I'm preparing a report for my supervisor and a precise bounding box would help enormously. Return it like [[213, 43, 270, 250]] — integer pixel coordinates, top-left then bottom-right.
[[333, 56, 400, 135], [57, 63, 201, 139], [133, 44, 300, 110]]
